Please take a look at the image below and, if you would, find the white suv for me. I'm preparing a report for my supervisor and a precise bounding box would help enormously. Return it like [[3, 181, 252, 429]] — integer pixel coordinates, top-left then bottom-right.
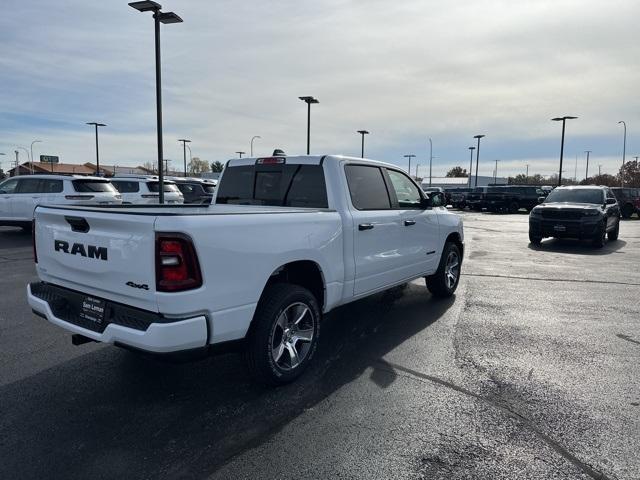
[[0, 175, 122, 228], [110, 176, 184, 205]]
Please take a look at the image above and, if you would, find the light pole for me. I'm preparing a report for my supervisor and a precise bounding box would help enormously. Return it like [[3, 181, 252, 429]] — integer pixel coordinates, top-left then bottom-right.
[[493, 159, 500, 184], [473, 135, 485, 187], [236, 151, 245, 158], [584, 150, 591, 180], [129, 1, 183, 204], [598, 164, 602, 176], [299, 96, 319, 155], [468, 146, 475, 187], [0, 152, 4, 176], [428, 138, 433, 186], [357, 130, 369, 158], [551, 116, 577, 186], [404, 154, 415, 176], [618, 121, 626, 166], [178, 139, 191, 177], [525, 163, 529, 180], [86, 123, 106, 176], [250, 135, 261, 157], [415, 163, 419, 180], [16, 146, 32, 172], [14, 151, 19, 175], [30, 140, 42, 174]]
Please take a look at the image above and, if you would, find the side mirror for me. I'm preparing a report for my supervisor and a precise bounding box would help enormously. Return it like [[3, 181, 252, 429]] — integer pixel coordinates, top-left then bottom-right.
[[606, 198, 616, 205], [421, 196, 433, 208], [538, 196, 545, 204]]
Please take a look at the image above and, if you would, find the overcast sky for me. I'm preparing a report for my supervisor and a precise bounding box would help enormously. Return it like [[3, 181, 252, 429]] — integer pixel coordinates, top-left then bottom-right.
[[1, 0, 638, 179]]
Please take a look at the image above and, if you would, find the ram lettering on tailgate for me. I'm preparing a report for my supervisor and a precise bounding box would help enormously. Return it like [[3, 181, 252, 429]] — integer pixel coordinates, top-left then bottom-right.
[[54, 240, 108, 261]]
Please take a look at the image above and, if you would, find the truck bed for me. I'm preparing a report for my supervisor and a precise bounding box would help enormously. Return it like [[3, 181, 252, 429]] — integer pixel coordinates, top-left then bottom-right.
[[37, 204, 335, 216]]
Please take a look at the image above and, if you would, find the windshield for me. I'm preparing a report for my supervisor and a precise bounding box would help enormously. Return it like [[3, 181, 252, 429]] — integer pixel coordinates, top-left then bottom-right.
[[148, 182, 180, 193], [72, 180, 117, 193], [545, 188, 603, 204]]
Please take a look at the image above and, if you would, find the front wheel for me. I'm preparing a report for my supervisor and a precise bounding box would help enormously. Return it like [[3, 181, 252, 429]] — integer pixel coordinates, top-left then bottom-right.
[[426, 243, 461, 298], [245, 283, 320, 385], [608, 220, 620, 241], [592, 222, 606, 248], [529, 232, 542, 246]]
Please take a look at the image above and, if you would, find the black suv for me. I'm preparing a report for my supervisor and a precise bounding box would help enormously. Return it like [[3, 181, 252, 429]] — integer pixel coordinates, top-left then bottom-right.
[[171, 178, 217, 204], [529, 186, 621, 247], [610, 187, 640, 219], [485, 185, 545, 213]]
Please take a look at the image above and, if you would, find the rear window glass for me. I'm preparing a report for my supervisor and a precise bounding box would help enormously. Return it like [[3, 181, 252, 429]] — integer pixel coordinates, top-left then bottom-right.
[[73, 180, 117, 193], [111, 181, 140, 193], [148, 182, 179, 193], [216, 164, 328, 208], [344, 165, 391, 210]]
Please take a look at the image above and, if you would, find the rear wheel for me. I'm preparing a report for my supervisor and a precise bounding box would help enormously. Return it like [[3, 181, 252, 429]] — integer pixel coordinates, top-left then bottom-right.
[[426, 243, 461, 298], [608, 220, 620, 241], [508, 201, 520, 214], [245, 283, 320, 385], [621, 204, 634, 219]]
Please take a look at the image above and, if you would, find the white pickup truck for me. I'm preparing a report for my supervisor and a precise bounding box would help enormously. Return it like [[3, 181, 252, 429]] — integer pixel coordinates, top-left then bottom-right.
[[28, 155, 464, 384]]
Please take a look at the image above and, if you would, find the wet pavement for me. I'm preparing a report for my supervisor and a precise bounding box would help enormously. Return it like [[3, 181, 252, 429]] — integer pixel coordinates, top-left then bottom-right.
[[1, 212, 638, 479]]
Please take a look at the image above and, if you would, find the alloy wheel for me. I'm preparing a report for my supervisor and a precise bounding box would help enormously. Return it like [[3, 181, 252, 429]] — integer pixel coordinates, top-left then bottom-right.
[[270, 302, 316, 371], [445, 251, 460, 289]]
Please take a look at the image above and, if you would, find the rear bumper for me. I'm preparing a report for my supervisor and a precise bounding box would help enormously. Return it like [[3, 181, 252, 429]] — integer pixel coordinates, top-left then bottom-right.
[[27, 282, 208, 353]]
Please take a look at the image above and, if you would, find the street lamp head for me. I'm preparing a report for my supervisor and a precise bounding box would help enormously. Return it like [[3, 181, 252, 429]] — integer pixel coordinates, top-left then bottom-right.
[[178, 139, 191, 143], [403, 154, 415, 158], [552, 116, 577, 121], [468, 146, 475, 151], [128, 1, 161, 12], [86, 122, 106, 127], [473, 134, 485, 139], [618, 120, 625, 125], [357, 130, 370, 135], [158, 11, 183, 23], [299, 96, 319, 104]]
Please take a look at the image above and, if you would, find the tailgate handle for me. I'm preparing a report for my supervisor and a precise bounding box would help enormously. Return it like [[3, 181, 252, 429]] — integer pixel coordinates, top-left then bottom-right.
[[65, 216, 90, 233]]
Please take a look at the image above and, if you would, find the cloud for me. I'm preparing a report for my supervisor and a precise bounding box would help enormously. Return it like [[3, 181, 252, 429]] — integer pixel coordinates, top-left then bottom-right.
[[0, 0, 638, 178]]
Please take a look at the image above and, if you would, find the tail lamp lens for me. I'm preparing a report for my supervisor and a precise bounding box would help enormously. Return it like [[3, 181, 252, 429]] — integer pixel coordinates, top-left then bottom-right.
[[155, 234, 202, 292]]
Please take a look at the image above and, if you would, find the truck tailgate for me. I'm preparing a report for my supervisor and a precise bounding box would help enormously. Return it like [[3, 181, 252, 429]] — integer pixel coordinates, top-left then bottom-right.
[[34, 207, 158, 312]]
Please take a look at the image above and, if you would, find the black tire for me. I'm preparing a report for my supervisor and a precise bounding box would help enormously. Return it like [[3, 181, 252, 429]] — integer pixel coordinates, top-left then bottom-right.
[[426, 243, 461, 298], [608, 220, 620, 241], [529, 232, 542, 246], [621, 204, 634, 219], [245, 283, 320, 386], [592, 221, 606, 248], [508, 201, 520, 214]]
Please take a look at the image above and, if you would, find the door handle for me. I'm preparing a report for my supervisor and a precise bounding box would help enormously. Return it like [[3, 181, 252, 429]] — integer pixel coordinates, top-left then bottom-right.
[[358, 223, 374, 231], [404, 219, 416, 226]]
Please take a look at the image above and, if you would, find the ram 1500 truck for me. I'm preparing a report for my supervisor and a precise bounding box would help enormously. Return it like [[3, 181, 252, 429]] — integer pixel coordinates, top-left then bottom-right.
[[28, 155, 464, 384]]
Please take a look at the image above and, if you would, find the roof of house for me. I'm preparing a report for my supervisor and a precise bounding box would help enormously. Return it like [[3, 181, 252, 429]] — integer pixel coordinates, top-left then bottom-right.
[[11, 162, 95, 175]]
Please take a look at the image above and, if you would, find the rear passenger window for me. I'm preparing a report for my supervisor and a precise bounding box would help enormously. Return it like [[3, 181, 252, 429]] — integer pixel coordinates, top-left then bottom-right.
[[41, 180, 63, 193], [16, 178, 43, 193], [111, 181, 140, 193], [72, 180, 117, 193], [345, 165, 391, 210]]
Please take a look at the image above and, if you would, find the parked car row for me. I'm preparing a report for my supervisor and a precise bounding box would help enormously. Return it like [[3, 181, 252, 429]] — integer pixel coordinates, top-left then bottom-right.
[[610, 187, 640, 219], [447, 185, 546, 213], [0, 174, 217, 228]]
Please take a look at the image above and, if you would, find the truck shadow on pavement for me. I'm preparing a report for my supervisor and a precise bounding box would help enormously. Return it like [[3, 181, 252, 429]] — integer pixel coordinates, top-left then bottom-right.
[[0, 282, 454, 480], [528, 239, 627, 256], [0, 227, 31, 250]]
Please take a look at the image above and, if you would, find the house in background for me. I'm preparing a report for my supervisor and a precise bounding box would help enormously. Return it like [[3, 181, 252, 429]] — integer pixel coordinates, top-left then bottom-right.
[[7, 162, 155, 177]]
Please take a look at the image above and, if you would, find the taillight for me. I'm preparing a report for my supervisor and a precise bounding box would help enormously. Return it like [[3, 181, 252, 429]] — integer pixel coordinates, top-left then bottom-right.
[[155, 233, 202, 292], [65, 195, 95, 200], [32, 219, 37, 263]]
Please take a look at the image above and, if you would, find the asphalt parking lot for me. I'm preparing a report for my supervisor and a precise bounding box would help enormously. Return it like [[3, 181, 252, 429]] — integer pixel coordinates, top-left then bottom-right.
[[1, 212, 639, 480]]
